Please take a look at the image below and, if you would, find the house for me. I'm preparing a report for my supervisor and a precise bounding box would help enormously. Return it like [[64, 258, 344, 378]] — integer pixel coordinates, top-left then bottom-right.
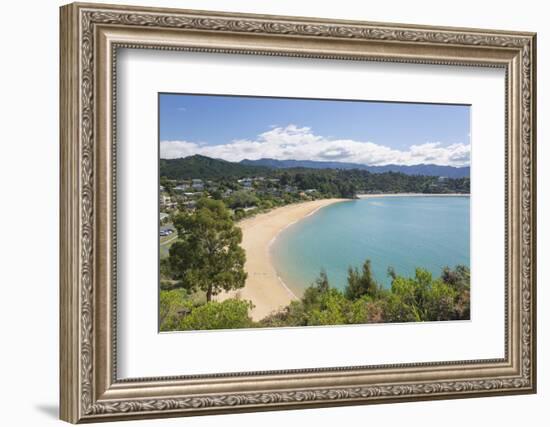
[[238, 178, 253, 188], [191, 179, 204, 190], [283, 185, 297, 193], [182, 200, 197, 209], [160, 194, 176, 209], [174, 184, 189, 192]]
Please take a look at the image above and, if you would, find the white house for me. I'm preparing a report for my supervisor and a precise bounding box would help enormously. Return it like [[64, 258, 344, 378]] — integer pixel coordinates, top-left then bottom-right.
[[191, 179, 204, 190], [174, 184, 189, 191]]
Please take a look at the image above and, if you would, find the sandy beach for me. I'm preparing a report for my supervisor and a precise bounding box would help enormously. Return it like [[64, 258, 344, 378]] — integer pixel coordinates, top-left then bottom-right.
[[216, 198, 346, 321]]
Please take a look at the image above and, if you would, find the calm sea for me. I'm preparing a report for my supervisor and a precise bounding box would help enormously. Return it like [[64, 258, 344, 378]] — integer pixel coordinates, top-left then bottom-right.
[[270, 196, 470, 294]]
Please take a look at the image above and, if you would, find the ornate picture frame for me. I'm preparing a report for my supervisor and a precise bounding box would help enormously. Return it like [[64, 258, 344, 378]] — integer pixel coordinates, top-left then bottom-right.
[[60, 2, 536, 423]]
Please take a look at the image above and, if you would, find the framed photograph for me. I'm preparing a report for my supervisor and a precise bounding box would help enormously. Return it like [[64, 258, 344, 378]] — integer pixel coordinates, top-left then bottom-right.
[[60, 2, 537, 423]]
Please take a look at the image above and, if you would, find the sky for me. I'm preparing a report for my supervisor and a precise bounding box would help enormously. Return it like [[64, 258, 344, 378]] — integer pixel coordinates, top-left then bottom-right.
[[159, 93, 471, 167]]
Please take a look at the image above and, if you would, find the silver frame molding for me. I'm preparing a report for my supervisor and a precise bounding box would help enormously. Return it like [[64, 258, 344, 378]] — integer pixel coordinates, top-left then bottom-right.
[[60, 2, 537, 423]]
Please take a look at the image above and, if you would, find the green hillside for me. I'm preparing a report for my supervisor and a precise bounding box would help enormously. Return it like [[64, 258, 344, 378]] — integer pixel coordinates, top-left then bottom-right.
[[160, 155, 269, 179]]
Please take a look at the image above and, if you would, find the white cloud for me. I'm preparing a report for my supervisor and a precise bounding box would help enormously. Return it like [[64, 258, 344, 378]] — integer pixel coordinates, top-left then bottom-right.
[[160, 124, 470, 166]]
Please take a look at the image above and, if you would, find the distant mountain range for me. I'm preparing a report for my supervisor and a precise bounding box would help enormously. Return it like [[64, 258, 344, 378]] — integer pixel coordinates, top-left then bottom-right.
[[240, 158, 470, 178], [160, 155, 470, 180]]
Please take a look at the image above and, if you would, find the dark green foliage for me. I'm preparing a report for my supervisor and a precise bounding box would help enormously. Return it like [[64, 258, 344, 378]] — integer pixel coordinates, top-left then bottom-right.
[[160, 176, 176, 196], [240, 158, 470, 178], [259, 263, 471, 329], [257, 301, 308, 328], [160, 154, 269, 179], [160, 258, 470, 331], [159, 288, 193, 331], [441, 264, 470, 319], [159, 292, 254, 331], [178, 299, 254, 330], [225, 191, 259, 209], [345, 259, 379, 300], [168, 198, 247, 302]]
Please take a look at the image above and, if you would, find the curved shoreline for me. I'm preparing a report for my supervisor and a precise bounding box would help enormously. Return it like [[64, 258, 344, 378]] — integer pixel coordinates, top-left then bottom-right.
[[215, 198, 346, 321], [217, 193, 470, 321]]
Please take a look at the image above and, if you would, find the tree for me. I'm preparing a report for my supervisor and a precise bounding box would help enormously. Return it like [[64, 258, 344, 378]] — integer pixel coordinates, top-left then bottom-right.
[[210, 189, 223, 200], [258, 300, 308, 328], [279, 171, 291, 186], [314, 269, 330, 293], [159, 289, 192, 331], [348, 296, 385, 324], [302, 269, 330, 309], [423, 281, 457, 321], [160, 176, 176, 195], [345, 259, 379, 300], [440, 264, 470, 319], [226, 190, 259, 209], [307, 289, 349, 326], [387, 266, 397, 281], [441, 264, 470, 292], [178, 299, 254, 330], [169, 198, 247, 302], [388, 268, 433, 321]]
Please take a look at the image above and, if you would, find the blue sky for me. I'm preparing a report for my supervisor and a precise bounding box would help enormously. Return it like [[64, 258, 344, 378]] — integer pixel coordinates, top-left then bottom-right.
[[159, 93, 471, 166]]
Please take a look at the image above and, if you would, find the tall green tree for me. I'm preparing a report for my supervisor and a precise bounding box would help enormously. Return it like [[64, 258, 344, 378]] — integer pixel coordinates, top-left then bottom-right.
[[169, 198, 247, 302], [302, 269, 330, 308], [345, 259, 379, 300]]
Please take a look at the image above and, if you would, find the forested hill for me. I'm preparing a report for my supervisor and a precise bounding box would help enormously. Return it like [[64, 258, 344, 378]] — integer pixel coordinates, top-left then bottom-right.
[[240, 158, 470, 178], [161, 155, 470, 180], [159, 155, 470, 195], [160, 155, 269, 179]]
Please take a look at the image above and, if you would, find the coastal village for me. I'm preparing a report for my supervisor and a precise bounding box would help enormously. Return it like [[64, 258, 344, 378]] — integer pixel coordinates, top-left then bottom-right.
[[160, 175, 317, 224], [159, 156, 465, 232]]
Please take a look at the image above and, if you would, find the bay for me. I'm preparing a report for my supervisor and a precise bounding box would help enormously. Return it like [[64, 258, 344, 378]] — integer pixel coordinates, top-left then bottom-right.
[[270, 196, 470, 294]]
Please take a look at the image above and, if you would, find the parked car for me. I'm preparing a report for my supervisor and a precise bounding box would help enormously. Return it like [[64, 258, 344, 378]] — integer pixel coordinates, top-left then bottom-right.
[[160, 229, 175, 237]]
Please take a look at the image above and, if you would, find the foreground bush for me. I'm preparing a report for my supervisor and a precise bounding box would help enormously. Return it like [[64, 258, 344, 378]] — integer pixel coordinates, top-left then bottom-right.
[[160, 295, 254, 331], [161, 261, 470, 331], [259, 262, 470, 327]]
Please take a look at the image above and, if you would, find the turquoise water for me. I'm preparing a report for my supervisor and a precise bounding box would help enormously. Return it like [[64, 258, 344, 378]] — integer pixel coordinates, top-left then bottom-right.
[[270, 196, 470, 294]]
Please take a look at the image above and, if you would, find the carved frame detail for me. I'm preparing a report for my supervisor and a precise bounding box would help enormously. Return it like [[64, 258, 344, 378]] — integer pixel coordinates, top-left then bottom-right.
[[60, 2, 536, 423]]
